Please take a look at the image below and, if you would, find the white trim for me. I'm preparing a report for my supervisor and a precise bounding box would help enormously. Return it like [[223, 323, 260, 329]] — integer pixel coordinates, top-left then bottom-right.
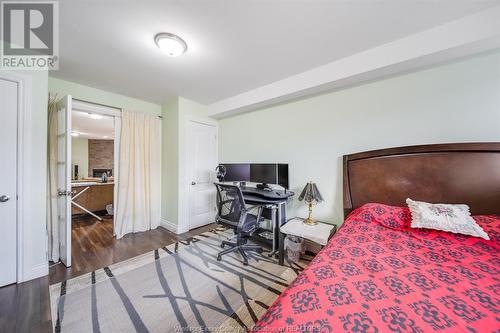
[[178, 224, 190, 234], [187, 115, 218, 127], [160, 219, 189, 234], [160, 218, 180, 234], [24, 262, 49, 282], [14, 72, 37, 282], [72, 99, 122, 117]]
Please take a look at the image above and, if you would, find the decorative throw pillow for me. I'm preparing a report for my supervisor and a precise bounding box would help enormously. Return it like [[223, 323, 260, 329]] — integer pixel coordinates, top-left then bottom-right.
[[406, 198, 489, 240]]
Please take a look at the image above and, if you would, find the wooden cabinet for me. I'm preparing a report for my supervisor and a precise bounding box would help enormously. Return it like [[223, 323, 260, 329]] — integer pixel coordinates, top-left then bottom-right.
[[71, 183, 114, 215]]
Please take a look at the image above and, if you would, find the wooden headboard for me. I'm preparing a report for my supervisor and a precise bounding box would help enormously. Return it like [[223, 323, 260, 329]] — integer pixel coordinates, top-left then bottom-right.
[[343, 143, 500, 217]]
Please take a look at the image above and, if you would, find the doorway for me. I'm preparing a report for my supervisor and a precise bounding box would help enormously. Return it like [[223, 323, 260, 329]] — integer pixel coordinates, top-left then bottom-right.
[[52, 97, 121, 268], [71, 106, 116, 263]]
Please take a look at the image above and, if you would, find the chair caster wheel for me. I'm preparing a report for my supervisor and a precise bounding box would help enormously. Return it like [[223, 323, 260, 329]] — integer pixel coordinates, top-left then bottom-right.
[[217, 255, 222, 261], [243, 261, 249, 266], [257, 249, 263, 254], [220, 243, 225, 248]]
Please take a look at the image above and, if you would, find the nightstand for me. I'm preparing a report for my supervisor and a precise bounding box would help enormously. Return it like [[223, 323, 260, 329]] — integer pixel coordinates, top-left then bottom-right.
[[278, 217, 337, 265]]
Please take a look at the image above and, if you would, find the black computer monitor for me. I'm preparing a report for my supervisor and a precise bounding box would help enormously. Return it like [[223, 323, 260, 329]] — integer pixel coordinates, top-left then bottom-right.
[[250, 164, 277, 185], [277, 164, 289, 189], [222, 163, 251, 182]]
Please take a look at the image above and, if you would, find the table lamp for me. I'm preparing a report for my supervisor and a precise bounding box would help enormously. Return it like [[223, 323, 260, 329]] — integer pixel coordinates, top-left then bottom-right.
[[299, 182, 323, 225]]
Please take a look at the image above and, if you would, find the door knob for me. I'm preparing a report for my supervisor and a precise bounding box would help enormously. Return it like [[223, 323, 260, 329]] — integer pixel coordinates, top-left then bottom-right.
[[0, 195, 10, 202], [58, 189, 72, 196], [191, 181, 196, 185]]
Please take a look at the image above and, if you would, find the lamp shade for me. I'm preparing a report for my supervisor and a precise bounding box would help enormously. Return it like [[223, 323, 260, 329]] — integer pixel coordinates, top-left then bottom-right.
[[298, 182, 323, 203]]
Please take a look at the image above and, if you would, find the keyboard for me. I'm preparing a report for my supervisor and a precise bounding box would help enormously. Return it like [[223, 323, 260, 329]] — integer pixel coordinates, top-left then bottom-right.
[[240, 186, 294, 200]]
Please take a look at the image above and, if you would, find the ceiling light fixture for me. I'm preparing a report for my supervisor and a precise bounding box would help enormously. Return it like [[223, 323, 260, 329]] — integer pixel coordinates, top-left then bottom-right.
[[88, 113, 103, 120], [154, 32, 187, 57]]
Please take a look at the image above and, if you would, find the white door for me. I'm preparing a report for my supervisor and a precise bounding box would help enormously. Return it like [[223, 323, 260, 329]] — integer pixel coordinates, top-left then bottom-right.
[[0, 78, 18, 286], [188, 121, 217, 229], [56, 96, 72, 267]]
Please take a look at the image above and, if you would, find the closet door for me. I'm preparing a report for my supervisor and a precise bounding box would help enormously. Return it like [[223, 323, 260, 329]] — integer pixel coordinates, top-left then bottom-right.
[[0, 78, 18, 286], [188, 121, 217, 230]]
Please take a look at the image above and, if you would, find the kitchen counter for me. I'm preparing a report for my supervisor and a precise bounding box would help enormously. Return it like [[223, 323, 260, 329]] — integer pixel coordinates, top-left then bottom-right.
[[72, 181, 114, 187]]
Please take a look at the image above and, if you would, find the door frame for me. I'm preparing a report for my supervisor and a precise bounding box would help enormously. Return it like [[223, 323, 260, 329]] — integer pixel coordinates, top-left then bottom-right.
[[180, 116, 218, 233], [0, 71, 38, 282], [71, 99, 121, 236]]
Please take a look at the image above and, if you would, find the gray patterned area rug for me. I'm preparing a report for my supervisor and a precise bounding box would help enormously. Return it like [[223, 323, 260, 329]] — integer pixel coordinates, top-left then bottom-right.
[[50, 227, 307, 333]]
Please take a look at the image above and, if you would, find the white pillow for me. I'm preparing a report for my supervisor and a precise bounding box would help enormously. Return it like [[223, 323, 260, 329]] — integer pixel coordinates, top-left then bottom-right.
[[406, 198, 489, 240]]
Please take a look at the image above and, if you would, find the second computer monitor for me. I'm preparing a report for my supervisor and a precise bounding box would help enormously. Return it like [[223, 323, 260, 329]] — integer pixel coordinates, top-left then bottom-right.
[[250, 164, 277, 185], [277, 164, 289, 189]]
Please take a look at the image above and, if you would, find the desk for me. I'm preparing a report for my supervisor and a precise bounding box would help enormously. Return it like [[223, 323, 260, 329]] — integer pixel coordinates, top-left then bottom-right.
[[239, 186, 294, 257]]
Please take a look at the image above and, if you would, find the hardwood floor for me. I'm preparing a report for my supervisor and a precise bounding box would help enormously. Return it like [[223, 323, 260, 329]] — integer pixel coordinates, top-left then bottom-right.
[[0, 276, 52, 333], [0, 215, 217, 333], [50, 214, 217, 284]]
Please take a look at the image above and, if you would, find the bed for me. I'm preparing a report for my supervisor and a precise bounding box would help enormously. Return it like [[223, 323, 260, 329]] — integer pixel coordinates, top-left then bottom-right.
[[253, 143, 500, 333]]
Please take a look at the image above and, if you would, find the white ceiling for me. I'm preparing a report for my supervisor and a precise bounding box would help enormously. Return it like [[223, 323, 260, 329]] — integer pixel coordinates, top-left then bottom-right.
[[52, 0, 499, 106], [72, 111, 114, 140]]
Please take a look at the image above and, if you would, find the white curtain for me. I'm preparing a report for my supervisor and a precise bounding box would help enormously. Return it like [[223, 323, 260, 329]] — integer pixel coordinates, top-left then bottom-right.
[[46, 94, 60, 262], [115, 110, 161, 239]]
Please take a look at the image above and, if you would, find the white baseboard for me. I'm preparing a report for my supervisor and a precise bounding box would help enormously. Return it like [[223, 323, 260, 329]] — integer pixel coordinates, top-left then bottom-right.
[[21, 262, 49, 282], [160, 218, 180, 234], [177, 225, 190, 234], [160, 218, 191, 234]]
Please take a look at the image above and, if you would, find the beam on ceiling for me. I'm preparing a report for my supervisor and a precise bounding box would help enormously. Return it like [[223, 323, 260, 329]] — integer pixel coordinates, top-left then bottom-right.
[[208, 5, 500, 119]]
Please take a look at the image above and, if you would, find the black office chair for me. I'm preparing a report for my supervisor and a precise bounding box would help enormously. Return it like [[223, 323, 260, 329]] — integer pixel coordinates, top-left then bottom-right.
[[214, 183, 264, 265]]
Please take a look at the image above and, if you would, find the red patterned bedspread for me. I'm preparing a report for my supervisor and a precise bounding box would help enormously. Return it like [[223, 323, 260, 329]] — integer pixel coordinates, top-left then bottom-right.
[[253, 204, 500, 333]]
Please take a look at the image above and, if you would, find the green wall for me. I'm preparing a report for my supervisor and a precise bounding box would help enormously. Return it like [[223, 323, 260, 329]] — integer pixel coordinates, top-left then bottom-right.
[[161, 98, 179, 226], [72, 138, 89, 179], [49, 77, 161, 115], [218, 51, 500, 225], [161, 97, 217, 232]]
